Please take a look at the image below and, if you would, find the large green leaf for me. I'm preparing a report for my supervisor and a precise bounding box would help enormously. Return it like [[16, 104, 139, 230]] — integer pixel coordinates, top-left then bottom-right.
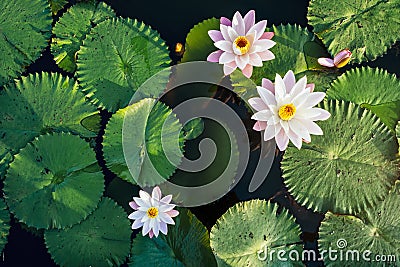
[[129, 208, 216, 267], [0, 199, 10, 254], [103, 98, 184, 186], [282, 100, 398, 214], [4, 133, 104, 229], [48, 0, 68, 14], [76, 17, 171, 112], [327, 67, 400, 131], [51, 1, 115, 72], [45, 198, 131, 267], [210, 200, 302, 266], [308, 0, 400, 63], [181, 18, 220, 63], [0, 72, 98, 179], [319, 181, 400, 266], [0, 0, 52, 86]]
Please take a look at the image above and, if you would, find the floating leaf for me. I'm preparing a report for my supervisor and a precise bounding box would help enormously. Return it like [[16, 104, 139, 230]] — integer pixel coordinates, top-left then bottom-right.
[[282, 100, 398, 214], [0, 199, 10, 253], [45, 198, 131, 267], [48, 0, 68, 14], [103, 98, 184, 186], [308, 0, 400, 63], [4, 133, 104, 229], [129, 208, 216, 267], [77, 17, 170, 112], [210, 200, 302, 266], [181, 18, 220, 63], [0, 0, 52, 86], [319, 181, 400, 266], [0, 72, 98, 178], [51, 1, 115, 72], [327, 67, 400, 131], [181, 118, 204, 140]]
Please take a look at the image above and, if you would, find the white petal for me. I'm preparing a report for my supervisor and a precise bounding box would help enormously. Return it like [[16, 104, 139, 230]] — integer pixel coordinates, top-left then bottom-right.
[[153, 220, 160, 237], [223, 61, 237, 75], [302, 92, 326, 108], [287, 129, 303, 149], [248, 97, 268, 111], [290, 76, 307, 97], [235, 54, 249, 70], [280, 120, 290, 134], [251, 110, 272, 121], [253, 121, 267, 131], [142, 220, 151, 236], [215, 40, 233, 52], [219, 52, 235, 64], [159, 221, 168, 235], [251, 39, 276, 52], [160, 195, 172, 205], [133, 197, 150, 208], [232, 11, 245, 36], [258, 50, 275, 61], [289, 119, 311, 142], [128, 211, 145, 220], [131, 219, 144, 229], [152, 186, 162, 201], [139, 190, 151, 202], [318, 58, 335, 68], [275, 127, 289, 151], [257, 86, 276, 106], [159, 203, 176, 212], [283, 70, 296, 93], [312, 108, 331, 121], [220, 25, 230, 42], [300, 119, 323, 135], [292, 90, 309, 108], [159, 212, 175, 225], [249, 53, 263, 67], [227, 27, 238, 42], [264, 124, 276, 141], [248, 20, 267, 39], [274, 74, 286, 103]]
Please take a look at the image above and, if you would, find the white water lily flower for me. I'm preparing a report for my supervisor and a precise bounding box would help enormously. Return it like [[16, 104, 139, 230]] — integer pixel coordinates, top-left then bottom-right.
[[249, 70, 330, 151], [207, 10, 276, 78], [128, 186, 179, 238]]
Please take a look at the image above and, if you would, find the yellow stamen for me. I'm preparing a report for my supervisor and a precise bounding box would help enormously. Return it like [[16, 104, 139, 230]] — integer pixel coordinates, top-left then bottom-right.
[[278, 104, 296, 121], [234, 36, 250, 55], [146, 207, 159, 219]]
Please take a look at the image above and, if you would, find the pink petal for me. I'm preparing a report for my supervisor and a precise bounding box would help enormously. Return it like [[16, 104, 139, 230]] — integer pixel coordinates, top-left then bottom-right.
[[159, 221, 168, 235], [219, 52, 235, 64], [248, 97, 268, 111], [152, 186, 162, 201], [253, 121, 267, 131], [248, 20, 267, 40], [232, 11, 245, 36], [148, 229, 154, 238], [214, 40, 233, 52], [263, 124, 276, 141], [220, 25, 230, 42], [307, 83, 315, 92], [249, 53, 263, 67], [220, 17, 232, 26], [258, 50, 275, 61], [166, 210, 179, 217], [257, 86, 276, 106], [283, 70, 296, 92], [243, 10, 255, 33], [129, 201, 139, 210], [207, 50, 223, 62], [208, 30, 223, 42], [275, 127, 289, 151], [242, 64, 253, 78], [262, 78, 275, 93], [333, 49, 352, 67], [261, 32, 274, 40], [223, 61, 237, 76], [160, 195, 172, 205], [235, 54, 249, 70], [318, 58, 335, 68]]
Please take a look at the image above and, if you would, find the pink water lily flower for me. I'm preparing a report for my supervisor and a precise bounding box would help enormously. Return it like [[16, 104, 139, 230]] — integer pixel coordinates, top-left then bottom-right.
[[318, 49, 352, 68], [128, 186, 179, 238], [207, 10, 276, 78], [249, 70, 330, 151]]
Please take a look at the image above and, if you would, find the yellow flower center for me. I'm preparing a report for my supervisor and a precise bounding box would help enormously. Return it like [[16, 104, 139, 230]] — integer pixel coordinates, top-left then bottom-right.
[[146, 207, 159, 219], [234, 36, 250, 55], [278, 104, 296, 121]]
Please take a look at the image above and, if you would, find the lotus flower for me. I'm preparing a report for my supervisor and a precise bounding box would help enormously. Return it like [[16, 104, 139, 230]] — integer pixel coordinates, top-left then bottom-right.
[[318, 49, 352, 68], [249, 70, 330, 151], [207, 10, 276, 78], [128, 186, 179, 238]]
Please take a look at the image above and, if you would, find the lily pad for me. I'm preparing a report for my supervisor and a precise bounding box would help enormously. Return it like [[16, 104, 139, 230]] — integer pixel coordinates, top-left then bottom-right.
[[319, 181, 400, 266], [327, 67, 400, 131], [45, 198, 131, 267], [51, 1, 115, 72], [76, 17, 171, 112], [181, 118, 205, 140], [129, 208, 216, 267], [4, 133, 104, 229], [103, 98, 184, 186], [181, 18, 220, 63], [0, 199, 10, 253], [0, 72, 98, 179], [210, 200, 302, 266], [0, 0, 52, 86], [308, 0, 400, 63], [282, 100, 398, 214], [49, 0, 68, 15]]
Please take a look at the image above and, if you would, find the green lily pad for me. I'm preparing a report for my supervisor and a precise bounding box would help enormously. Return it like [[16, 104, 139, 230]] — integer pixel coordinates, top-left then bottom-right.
[[282, 100, 398, 214], [45, 197, 131, 267], [76, 17, 171, 112], [181, 17, 220, 63], [181, 118, 204, 140], [0, 199, 10, 253], [49, 0, 68, 14], [4, 132, 104, 229], [308, 0, 400, 63], [103, 98, 184, 186], [0, 0, 52, 86], [319, 181, 400, 266], [327, 67, 400, 131], [129, 208, 216, 267], [51, 1, 115, 72], [0, 72, 98, 179], [210, 200, 302, 266]]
